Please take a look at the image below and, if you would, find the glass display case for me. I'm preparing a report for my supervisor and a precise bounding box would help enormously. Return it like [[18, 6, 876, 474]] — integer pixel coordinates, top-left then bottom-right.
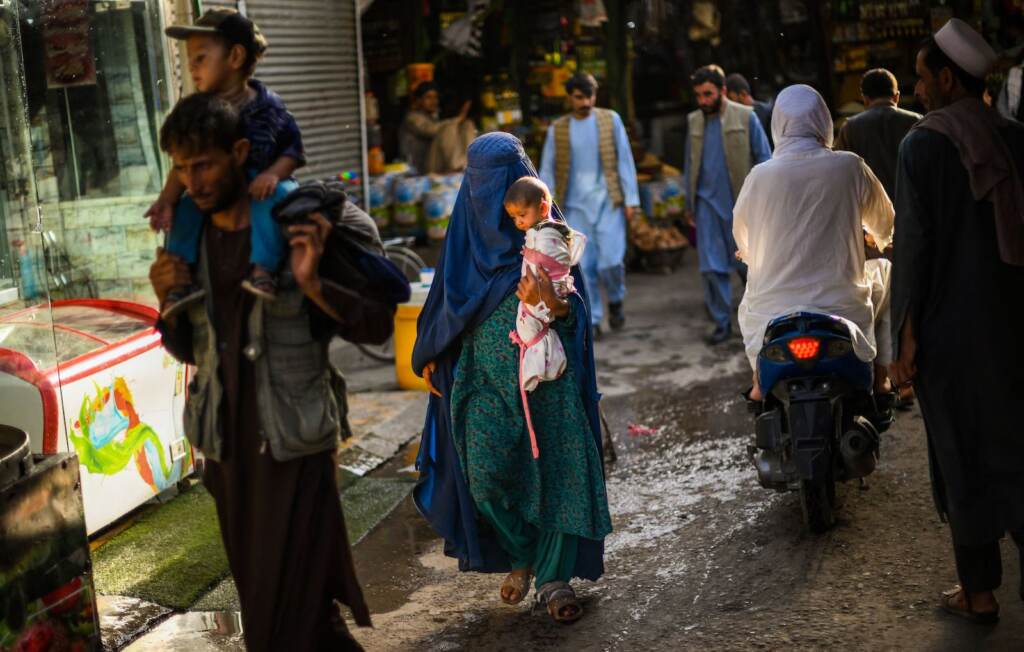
[[0, 1, 192, 536]]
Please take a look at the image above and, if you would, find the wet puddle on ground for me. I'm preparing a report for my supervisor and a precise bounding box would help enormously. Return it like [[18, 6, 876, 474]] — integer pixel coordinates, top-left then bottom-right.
[[351, 495, 440, 614], [344, 370, 753, 622], [98, 596, 171, 651], [121, 611, 244, 651], [344, 439, 440, 614]]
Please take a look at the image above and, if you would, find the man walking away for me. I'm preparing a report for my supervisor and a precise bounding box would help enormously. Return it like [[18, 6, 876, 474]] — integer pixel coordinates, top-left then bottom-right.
[[725, 73, 773, 148], [540, 72, 640, 337], [150, 94, 396, 650], [684, 65, 771, 345], [889, 19, 1024, 625], [834, 68, 922, 201]]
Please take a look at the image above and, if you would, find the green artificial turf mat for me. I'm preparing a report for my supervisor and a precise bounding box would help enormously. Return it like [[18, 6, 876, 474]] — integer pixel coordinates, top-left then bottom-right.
[[337, 466, 362, 492], [92, 477, 414, 611], [91, 485, 228, 610], [341, 477, 416, 545], [191, 576, 240, 611]]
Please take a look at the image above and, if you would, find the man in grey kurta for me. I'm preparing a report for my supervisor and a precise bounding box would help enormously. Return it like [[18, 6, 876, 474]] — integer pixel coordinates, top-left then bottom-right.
[[833, 68, 921, 201], [889, 22, 1024, 622]]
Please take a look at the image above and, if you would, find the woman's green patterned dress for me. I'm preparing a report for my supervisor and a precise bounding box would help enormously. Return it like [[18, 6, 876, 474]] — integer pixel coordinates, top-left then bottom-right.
[[450, 294, 612, 584]]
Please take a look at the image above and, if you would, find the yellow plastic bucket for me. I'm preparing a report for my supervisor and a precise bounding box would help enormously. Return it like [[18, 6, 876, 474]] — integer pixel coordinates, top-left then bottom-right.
[[394, 297, 428, 392]]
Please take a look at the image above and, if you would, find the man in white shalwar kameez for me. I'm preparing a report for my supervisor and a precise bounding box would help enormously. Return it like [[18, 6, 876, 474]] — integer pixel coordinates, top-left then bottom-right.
[[733, 84, 895, 399], [541, 73, 640, 336]]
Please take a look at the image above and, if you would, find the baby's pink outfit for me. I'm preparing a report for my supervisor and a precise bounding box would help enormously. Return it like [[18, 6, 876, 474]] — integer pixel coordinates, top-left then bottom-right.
[[509, 220, 586, 458]]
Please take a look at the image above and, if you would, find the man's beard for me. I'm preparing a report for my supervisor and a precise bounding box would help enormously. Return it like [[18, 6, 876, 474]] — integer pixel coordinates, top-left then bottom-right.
[[700, 96, 722, 115], [575, 105, 592, 117], [204, 169, 248, 214]]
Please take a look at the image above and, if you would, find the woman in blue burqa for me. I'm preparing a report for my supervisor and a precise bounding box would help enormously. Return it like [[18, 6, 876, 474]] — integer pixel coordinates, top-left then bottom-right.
[[412, 132, 612, 623]]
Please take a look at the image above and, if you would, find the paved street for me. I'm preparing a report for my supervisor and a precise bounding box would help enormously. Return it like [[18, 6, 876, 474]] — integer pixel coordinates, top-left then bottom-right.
[[346, 261, 1023, 651], [104, 257, 1022, 651]]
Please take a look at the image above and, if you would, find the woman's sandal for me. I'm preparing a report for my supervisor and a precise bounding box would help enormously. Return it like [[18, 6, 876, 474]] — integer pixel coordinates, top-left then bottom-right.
[[500, 569, 532, 605], [536, 581, 583, 624], [940, 585, 1000, 625]]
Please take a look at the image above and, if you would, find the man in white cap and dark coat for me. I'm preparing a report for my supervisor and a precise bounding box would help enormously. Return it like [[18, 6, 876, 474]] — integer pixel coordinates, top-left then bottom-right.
[[889, 18, 1024, 624]]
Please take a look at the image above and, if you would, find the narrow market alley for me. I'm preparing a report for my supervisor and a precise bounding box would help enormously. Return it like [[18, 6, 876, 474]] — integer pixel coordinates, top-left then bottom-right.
[[344, 264, 1023, 652], [105, 262, 1021, 651]]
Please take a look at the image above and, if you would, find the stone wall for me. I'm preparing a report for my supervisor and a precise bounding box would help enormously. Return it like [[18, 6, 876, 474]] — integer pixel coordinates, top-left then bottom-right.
[[40, 196, 160, 301]]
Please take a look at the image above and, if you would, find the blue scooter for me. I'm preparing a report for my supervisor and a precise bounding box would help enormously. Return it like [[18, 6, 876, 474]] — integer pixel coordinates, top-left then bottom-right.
[[747, 312, 894, 532]]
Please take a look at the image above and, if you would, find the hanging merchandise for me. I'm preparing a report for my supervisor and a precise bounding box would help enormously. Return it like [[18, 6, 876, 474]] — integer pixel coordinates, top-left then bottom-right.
[[440, 0, 490, 58], [689, 1, 722, 46], [578, 0, 609, 27], [541, 56, 575, 98], [41, 0, 97, 88]]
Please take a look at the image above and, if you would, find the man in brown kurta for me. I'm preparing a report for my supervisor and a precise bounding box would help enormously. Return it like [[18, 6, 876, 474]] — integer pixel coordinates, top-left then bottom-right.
[[150, 93, 393, 650], [890, 24, 1024, 624]]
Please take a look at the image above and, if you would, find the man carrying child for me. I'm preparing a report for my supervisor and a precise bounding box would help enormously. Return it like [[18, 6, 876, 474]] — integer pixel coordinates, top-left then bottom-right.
[[147, 9, 304, 316], [150, 90, 387, 652]]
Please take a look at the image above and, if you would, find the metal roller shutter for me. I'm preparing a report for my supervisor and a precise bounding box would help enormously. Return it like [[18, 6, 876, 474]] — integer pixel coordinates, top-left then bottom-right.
[[199, 0, 239, 10], [243, 0, 366, 186]]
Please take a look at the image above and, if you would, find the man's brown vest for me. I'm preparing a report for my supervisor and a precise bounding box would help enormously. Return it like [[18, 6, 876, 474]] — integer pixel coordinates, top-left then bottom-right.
[[553, 107, 625, 208], [687, 97, 755, 205]]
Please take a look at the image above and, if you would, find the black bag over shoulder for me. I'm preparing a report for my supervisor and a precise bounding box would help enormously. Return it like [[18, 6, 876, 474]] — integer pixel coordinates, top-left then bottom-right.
[[274, 180, 411, 307]]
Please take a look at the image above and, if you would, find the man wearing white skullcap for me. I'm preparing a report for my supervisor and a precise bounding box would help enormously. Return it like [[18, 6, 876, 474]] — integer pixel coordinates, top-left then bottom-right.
[[933, 18, 998, 80], [890, 18, 1024, 625]]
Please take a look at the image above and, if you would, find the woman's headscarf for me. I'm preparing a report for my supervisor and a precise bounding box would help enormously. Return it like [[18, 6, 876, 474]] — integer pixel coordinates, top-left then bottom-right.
[[411, 132, 604, 579], [412, 133, 531, 371], [771, 84, 834, 158]]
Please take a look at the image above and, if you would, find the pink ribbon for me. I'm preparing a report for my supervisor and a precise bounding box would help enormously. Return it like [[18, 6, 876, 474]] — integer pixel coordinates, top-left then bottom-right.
[[509, 324, 549, 459]]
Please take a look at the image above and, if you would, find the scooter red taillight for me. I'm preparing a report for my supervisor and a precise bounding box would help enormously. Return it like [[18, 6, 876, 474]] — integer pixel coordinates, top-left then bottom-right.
[[787, 337, 821, 360]]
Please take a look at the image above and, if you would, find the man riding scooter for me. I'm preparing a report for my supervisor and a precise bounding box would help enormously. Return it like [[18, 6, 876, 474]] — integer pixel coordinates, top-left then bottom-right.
[[733, 85, 895, 401]]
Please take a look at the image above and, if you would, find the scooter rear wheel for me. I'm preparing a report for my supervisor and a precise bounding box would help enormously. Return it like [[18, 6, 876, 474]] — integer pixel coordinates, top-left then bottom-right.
[[800, 476, 836, 533]]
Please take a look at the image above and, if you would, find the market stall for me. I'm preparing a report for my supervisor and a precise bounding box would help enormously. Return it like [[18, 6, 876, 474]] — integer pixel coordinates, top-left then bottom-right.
[[0, 299, 192, 534], [360, 0, 625, 243]]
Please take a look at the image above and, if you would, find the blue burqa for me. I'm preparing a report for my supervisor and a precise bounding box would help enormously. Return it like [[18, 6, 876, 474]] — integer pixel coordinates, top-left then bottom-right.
[[411, 132, 605, 579]]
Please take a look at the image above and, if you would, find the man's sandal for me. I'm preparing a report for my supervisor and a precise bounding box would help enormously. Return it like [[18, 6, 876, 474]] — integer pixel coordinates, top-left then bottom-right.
[[500, 569, 532, 605], [940, 585, 1000, 624], [536, 581, 583, 624]]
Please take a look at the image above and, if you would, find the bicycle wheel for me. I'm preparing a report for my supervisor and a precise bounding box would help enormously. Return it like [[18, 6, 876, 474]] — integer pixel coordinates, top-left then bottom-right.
[[386, 245, 426, 281]]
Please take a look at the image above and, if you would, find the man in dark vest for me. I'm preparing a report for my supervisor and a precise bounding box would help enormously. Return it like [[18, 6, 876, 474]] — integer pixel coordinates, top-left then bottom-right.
[[684, 64, 771, 345], [540, 72, 640, 336], [149, 93, 394, 650], [889, 19, 1024, 624], [834, 68, 922, 201]]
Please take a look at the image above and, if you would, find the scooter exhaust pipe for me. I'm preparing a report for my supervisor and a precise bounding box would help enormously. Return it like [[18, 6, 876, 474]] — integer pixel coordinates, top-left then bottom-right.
[[840, 417, 878, 480]]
